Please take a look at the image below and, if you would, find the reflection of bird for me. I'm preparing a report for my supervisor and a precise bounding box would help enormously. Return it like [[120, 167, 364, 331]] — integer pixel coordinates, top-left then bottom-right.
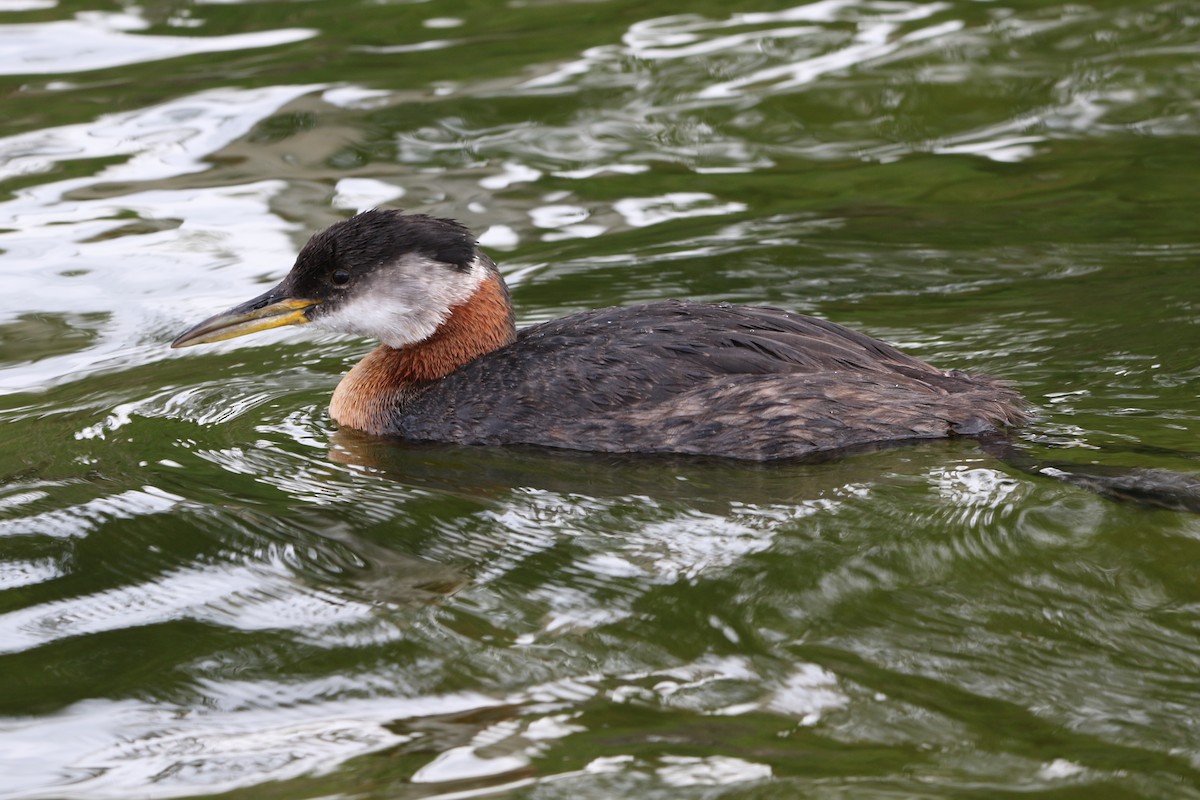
[[172, 209, 1025, 460]]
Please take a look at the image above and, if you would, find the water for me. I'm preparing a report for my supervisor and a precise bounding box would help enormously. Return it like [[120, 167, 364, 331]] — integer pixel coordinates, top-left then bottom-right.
[[1, 0, 1199, 797]]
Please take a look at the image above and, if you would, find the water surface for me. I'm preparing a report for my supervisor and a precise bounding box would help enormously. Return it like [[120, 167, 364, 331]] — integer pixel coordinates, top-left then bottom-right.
[[1, 1, 1199, 798]]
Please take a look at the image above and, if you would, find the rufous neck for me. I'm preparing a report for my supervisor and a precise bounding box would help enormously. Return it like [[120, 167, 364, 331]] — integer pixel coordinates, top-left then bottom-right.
[[329, 272, 516, 434]]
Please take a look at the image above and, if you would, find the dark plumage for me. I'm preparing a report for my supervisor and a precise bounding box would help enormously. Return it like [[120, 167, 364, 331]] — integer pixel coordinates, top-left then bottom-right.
[[395, 301, 1025, 459]]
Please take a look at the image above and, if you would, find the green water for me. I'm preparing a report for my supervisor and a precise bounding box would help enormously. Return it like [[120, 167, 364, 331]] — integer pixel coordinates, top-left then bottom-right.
[[1, 1, 1199, 797]]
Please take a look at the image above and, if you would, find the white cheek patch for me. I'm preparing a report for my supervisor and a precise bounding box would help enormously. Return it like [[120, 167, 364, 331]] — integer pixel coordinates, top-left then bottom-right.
[[315, 254, 489, 348]]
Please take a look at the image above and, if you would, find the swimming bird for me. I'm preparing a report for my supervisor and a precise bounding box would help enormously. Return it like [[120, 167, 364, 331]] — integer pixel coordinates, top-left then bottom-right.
[[171, 209, 1026, 460]]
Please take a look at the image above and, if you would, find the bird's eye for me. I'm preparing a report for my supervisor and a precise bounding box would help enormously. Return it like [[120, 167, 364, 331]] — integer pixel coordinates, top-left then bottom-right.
[[330, 269, 351, 286]]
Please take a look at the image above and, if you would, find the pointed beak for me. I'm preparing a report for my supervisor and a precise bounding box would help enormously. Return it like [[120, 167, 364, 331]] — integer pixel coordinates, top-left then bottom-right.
[[171, 285, 321, 348]]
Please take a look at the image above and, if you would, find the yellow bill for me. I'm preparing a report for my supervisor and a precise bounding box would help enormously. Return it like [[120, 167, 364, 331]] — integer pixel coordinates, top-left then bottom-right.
[[171, 289, 320, 348]]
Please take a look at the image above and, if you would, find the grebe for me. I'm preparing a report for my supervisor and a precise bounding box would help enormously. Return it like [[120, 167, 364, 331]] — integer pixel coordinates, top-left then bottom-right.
[[172, 209, 1026, 460]]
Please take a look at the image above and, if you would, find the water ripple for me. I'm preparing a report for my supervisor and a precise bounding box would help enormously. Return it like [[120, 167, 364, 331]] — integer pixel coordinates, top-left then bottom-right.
[[0, 11, 314, 76], [0, 1, 1199, 798]]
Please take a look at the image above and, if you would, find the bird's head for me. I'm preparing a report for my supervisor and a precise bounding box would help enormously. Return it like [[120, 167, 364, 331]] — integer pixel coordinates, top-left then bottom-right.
[[172, 210, 495, 349]]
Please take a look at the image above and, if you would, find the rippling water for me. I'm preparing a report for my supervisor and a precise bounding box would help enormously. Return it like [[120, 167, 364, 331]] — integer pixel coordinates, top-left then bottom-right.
[[2, 1, 1199, 797]]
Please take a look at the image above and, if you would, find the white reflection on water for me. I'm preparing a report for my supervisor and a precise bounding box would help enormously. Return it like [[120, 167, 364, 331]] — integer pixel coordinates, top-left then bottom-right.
[[331, 177, 407, 212], [0, 11, 313, 75], [0, 486, 182, 541], [0, 1, 56, 12], [0, 692, 483, 800], [656, 755, 772, 787], [697, 5, 960, 99], [0, 555, 376, 655], [0, 182, 296, 390], [0, 84, 321, 187], [0, 650, 845, 798], [523, 0, 955, 98], [0, 81, 326, 390], [613, 192, 747, 228], [0, 558, 62, 590]]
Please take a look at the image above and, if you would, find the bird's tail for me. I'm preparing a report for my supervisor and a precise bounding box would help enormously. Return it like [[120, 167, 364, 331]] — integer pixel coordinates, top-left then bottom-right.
[[977, 434, 1200, 513]]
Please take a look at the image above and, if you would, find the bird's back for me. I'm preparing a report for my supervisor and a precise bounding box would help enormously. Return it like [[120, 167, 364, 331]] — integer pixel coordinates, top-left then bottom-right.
[[394, 300, 1025, 460]]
